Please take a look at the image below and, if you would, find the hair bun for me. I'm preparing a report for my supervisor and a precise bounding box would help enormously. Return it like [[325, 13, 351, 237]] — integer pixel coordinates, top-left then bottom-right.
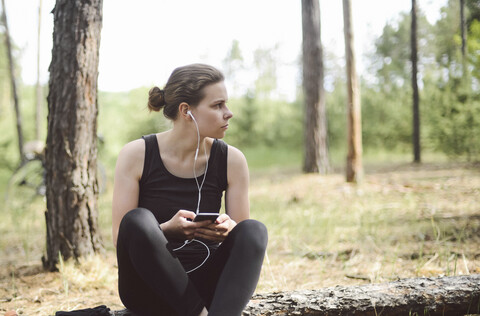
[[148, 86, 166, 112]]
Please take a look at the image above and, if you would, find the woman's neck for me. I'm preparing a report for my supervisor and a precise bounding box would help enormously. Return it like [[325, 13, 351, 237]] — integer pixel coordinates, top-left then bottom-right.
[[162, 125, 208, 161]]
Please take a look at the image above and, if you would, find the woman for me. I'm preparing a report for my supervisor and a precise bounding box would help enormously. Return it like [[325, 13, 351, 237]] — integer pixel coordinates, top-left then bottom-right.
[[112, 63, 268, 316]]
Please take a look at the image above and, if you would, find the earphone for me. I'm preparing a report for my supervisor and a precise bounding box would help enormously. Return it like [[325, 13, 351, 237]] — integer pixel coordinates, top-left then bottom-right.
[[172, 109, 211, 274], [187, 111, 198, 160], [187, 110, 209, 214]]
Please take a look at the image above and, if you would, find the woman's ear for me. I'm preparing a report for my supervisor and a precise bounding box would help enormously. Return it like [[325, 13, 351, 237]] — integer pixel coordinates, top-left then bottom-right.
[[179, 102, 191, 120]]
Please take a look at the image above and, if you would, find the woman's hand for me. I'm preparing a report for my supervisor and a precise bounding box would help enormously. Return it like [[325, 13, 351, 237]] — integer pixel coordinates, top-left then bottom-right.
[[194, 214, 237, 242], [160, 210, 207, 240]]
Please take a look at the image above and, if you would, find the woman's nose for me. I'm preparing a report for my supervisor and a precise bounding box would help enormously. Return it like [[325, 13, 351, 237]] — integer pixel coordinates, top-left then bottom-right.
[[224, 107, 233, 119]]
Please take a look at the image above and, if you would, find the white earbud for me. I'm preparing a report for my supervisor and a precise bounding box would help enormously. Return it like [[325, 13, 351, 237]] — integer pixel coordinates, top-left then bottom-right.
[[187, 110, 195, 121]]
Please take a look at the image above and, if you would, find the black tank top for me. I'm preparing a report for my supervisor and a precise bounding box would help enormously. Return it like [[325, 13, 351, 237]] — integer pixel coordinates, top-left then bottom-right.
[[138, 133, 228, 224], [138, 134, 228, 270]]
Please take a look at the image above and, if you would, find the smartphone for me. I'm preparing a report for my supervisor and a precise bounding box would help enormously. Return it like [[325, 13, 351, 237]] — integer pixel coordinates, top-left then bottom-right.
[[193, 213, 219, 222]]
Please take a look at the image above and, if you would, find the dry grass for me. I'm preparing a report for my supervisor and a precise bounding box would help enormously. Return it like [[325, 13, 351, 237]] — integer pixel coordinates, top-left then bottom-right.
[[252, 162, 480, 292], [1, 161, 480, 315]]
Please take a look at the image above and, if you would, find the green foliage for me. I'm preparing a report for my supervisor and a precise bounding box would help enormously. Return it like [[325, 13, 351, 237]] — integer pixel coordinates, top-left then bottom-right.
[[97, 87, 170, 166], [224, 93, 302, 150], [434, 1, 462, 72], [361, 83, 412, 151], [468, 19, 480, 81], [324, 79, 346, 151], [423, 75, 480, 159], [359, 0, 480, 159], [420, 0, 480, 160]]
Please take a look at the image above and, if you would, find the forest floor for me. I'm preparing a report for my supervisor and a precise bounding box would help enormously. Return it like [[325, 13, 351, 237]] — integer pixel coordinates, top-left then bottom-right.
[[1, 160, 480, 315]]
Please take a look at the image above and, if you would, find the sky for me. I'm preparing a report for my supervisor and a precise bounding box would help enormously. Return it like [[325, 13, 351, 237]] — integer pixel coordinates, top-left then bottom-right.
[[3, 0, 447, 100]]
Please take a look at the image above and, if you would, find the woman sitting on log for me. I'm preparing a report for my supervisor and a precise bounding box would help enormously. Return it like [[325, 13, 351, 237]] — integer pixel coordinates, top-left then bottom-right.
[[111, 63, 268, 316]]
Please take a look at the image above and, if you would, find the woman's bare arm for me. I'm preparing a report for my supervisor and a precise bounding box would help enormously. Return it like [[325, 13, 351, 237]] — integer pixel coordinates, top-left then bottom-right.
[[111, 139, 145, 247], [225, 145, 250, 223]]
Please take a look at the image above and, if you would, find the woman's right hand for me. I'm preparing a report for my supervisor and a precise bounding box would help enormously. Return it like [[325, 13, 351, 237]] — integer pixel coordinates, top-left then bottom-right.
[[159, 210, 206, 240]]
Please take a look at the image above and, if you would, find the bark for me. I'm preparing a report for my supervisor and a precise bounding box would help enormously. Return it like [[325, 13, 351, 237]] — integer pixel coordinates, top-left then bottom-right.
[[35, 0, 43, 141], [302, 0, 329, 174], [460, 0, 468, 77], [343, 0, 363, 183], [460, 0, 466, 59], [1, 0, 25, 164], [243, 274, 480, 315], [44, 0, 103, 271], [411, 0, 421, 163], [112, 275, 480, 315]]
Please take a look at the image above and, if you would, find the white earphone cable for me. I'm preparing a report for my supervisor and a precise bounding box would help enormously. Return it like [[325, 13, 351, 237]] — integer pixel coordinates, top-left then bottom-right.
[[172, 110, 210, 274], [191, 112, 209, 214]]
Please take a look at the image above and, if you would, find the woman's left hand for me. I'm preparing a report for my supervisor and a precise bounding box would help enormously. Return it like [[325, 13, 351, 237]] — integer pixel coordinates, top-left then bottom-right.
[[194, 214, 236, 242]]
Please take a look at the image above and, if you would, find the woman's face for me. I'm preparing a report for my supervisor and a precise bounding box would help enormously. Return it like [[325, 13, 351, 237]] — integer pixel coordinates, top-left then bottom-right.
[[191, 81, 233, 139]]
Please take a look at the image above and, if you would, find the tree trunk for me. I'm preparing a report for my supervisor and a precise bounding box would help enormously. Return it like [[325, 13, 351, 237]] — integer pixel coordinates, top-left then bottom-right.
[[460, 0, 468, 78], [243, 274, 480, 315], [460, 0, 466, 60], [343, 0, 363, 183], [43, 0, 103, 271], [302, 0, 329, 174], [411, 0, 421, 163], [35, 0, 43, 141], [1, 0, 25, 164]]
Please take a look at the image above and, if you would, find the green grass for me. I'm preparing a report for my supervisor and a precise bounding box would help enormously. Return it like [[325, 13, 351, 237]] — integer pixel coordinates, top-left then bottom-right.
[[243, 145, 302, 171]]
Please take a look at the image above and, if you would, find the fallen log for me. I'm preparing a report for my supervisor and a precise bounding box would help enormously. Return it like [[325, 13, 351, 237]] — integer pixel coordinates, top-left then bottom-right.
[[112, 275, 480, 315], [243, 274, 480, 316]]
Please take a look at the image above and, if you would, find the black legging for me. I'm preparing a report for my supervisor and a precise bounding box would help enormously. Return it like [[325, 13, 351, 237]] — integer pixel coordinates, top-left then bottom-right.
[[116, 208, 268, 316]]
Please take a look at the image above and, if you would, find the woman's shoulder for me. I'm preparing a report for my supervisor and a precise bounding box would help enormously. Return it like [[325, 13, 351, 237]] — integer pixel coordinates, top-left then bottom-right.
[[119, 138, 146, 160], [226, 143, 245, 159], [116, 138, 146, 179], [226, 144, 248, 172]]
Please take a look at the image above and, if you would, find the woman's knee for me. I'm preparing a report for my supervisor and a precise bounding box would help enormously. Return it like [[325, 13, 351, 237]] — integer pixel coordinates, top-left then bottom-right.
[[119, 208, 157, 236], [234, 219, 268, 251]]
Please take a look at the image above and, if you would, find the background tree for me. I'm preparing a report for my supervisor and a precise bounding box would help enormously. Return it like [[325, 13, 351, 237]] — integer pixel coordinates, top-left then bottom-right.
[[411, 0, 421, 163], [467, 0, 480, 82], [461, 0, 467, 61], [424, 0, 480, 160], [35, 0, 43, 141], [44, 0, 103, 271], [223, 39, 244, 97], [301, 0, 329, 174], [343, 0, 363, 182], [253, 46, 278, 99], [1, 0, 25, 164]]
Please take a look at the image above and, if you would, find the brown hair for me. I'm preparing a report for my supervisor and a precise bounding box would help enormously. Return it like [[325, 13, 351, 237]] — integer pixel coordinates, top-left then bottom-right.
[[148, 63, 225, 120]]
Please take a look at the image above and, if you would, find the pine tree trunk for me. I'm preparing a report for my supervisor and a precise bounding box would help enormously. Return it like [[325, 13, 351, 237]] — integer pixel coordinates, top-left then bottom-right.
[[411, 0, 421, 163], [44, 0, 103, 271], [1, 0, 25, 164], [460, 0, 466, 59], [460, 0, 468, 77], [35, 0, 43, 141], [302, 0, 329, 174], [343, 0, 363, 182]]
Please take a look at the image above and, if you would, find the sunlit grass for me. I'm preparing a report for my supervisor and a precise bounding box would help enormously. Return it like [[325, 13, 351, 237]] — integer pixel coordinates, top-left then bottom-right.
[[249, 160, 480, 292]]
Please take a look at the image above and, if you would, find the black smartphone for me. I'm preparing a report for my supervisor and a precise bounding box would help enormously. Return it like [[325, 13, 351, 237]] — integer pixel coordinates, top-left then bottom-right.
[[193, 213, 219, 222]]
